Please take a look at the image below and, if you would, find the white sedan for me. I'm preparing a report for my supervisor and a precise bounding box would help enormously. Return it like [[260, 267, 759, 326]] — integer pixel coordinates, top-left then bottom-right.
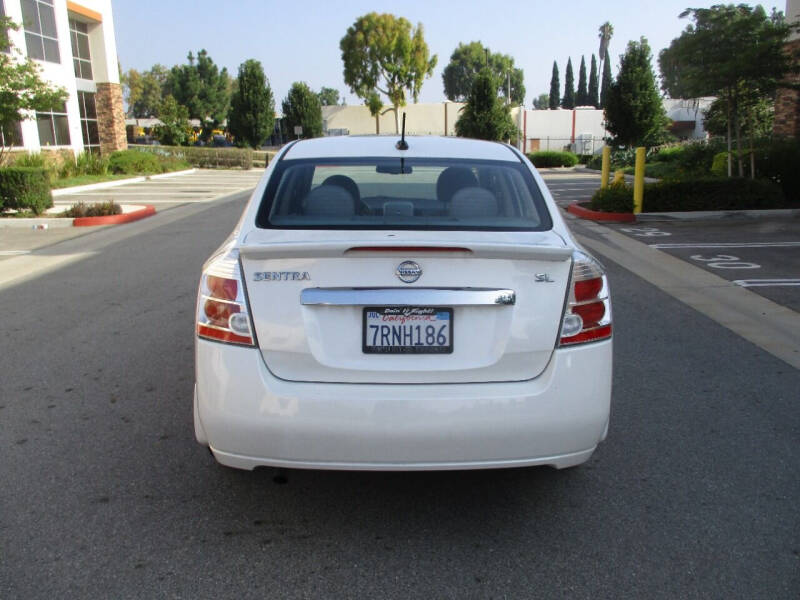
[[194, 135, 612, 471]]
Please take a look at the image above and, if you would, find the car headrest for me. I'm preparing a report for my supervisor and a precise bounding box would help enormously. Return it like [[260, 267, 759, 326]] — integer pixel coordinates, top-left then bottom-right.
[[449, 187, 499, 217], [436, 167, 478, 204], [322, 175, 360, 203], [303, 185, 356, 216]]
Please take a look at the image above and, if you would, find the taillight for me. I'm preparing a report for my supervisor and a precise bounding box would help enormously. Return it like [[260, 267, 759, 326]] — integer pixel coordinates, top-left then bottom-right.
[[196, 248, 255, 346], [560, 251, 612, 346]]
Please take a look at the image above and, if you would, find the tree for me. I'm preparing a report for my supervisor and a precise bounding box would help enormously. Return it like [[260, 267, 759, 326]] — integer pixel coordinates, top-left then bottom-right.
[[562, 58, 575, 109], [598, 22, 614, 66], [533, 93, 550, 109], [577, 56, 588, 106], [318, 87, 341, 106], [154, 95, 190, 146], [281, 82, 323, 139], [598, 21, 614, 109], [600, 54, 613, 108], [0, 17, 67, 162], [658, 5, 794, 176], [704, 93, 773, 139], [442, 41, 525, 105], [340, 12, 437, 132], [122, 65, 168, 118], [604, 38, 670, 147], [588, 55, 600, 108], [166, 50, 231, 139], [455, 68, 517, 141], [228, 60, 274, 148], [548, 61, 560, 109]]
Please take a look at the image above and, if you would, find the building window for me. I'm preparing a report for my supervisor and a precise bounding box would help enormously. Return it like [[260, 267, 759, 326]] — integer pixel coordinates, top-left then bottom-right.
[[78, 91, 99, 151], [37, 103, 70, 147], [1, 121, 23, 147], [69, 18, 92, 80], [22, 0, 60, 63]]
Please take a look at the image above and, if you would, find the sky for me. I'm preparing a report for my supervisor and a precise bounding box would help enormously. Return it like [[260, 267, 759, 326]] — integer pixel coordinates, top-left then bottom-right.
[[112, 0, 784, 108]]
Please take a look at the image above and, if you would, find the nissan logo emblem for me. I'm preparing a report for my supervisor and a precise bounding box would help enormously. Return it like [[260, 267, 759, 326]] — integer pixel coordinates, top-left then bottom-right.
[[396, 261, 422, 283]]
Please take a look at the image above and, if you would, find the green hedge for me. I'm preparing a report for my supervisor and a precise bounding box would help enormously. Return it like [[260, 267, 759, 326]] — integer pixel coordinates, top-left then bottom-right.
[[0, 167, 53, 214], [131, 144, 255, 169], [590, 177, 786, 213], [590, 183, 634, 213], [108, 150, 163, 174], [711, 141, 800, 204], [527, 150, 579, 168]]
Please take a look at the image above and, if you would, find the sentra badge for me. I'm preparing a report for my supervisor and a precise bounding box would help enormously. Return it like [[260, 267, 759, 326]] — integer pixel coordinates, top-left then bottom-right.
[[253, 272, 311, 281]]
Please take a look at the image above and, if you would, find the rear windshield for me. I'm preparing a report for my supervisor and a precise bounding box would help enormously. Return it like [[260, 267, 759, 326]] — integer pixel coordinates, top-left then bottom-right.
[[255, 157, 552, 231]]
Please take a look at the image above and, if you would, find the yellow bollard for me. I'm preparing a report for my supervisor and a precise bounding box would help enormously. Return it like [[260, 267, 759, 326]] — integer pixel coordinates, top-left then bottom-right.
[[613, 169, 624, 184], [601, 146, 611, 189], [633, 146, 645, 214]]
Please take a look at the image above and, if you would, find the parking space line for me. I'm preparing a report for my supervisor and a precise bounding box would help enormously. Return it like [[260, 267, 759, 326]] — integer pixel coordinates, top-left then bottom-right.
[[733, 279, 800, 288], [0, 250, 30, 256], [650, 242, 800, 249]]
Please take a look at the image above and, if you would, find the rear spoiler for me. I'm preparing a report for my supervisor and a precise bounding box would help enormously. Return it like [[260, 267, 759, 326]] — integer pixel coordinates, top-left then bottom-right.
[[239, 241, 572, 261]]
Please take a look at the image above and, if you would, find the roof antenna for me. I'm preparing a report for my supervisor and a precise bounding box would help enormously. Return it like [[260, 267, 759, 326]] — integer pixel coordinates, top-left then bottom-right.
[[395, 113, 408, 150]]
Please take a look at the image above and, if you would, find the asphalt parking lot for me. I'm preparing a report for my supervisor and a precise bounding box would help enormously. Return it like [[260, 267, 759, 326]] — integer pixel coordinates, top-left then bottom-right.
[[53, 168, 264, 211], [542, 170, 800, 312], [608, 219, 800, 311]]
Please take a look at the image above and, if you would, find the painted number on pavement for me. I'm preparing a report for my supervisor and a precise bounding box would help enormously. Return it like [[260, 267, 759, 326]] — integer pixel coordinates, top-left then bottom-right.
[[620, 227, 671, 237], [690, 254, 761, 269]]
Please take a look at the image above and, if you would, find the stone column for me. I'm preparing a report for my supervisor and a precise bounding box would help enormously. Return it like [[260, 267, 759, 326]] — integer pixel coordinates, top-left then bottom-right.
[[773, 39, 800, 138], [95, 82, 128, 154]]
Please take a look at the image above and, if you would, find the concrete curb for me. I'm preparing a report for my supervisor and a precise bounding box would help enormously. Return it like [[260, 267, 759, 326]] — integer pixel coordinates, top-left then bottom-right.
[[567, 202, 636, 223], [73, 204, 156, 227], [50, 168, 196, 196], [52, 176, 145, 196], [0, 204, 157, 228], [147, 168, 197, 180]]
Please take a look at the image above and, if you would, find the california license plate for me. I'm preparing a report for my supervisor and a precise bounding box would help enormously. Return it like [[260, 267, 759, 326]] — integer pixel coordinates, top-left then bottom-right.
[[363, 307, 453, 354]]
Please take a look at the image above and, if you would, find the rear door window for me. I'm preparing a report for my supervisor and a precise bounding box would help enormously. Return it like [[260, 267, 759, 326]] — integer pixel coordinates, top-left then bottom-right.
[[256, 157, 552, 231]]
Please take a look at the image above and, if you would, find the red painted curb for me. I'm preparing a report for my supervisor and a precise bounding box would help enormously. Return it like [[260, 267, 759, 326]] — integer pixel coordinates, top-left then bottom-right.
[[73, 205, 156, 227], [567, 202, 636, 223]]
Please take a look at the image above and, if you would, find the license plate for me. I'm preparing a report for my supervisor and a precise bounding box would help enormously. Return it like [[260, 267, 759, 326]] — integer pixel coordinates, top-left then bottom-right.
[[363, 307, 453, 354]]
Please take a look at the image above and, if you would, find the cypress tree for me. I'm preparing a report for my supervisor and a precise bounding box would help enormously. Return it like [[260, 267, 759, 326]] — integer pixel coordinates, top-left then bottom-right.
[[562, 58, 575, 109], [577, 56, 588, 106], [588, 54, 599, 108], [600, 54, 612, 108], [548, 61, 560, 109], [228, 59, 275, 148], [604, 37, 669, 147]]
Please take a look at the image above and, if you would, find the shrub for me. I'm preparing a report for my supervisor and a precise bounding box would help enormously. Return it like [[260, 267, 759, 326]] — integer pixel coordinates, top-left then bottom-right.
[[586, 154, 604, 170], [644, 177, 785, 212], [63, 200, 122, 217], [108, 150, 162, 174], [756, 138, 800, 204], [527, 150, 579, 168], [650, 146, 684, 162], [590, 182, 634, 212], [0, 167, 52, 214], [589, 177, 785, 213], [58, 151, 110, 178], [13, 152, 59, 181], [576, 154, 594, 165], [132, 145, 253, 169]]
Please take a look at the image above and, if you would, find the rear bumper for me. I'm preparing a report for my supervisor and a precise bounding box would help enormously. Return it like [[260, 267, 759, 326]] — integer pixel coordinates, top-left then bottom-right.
[[194, 339, 612, 471]]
